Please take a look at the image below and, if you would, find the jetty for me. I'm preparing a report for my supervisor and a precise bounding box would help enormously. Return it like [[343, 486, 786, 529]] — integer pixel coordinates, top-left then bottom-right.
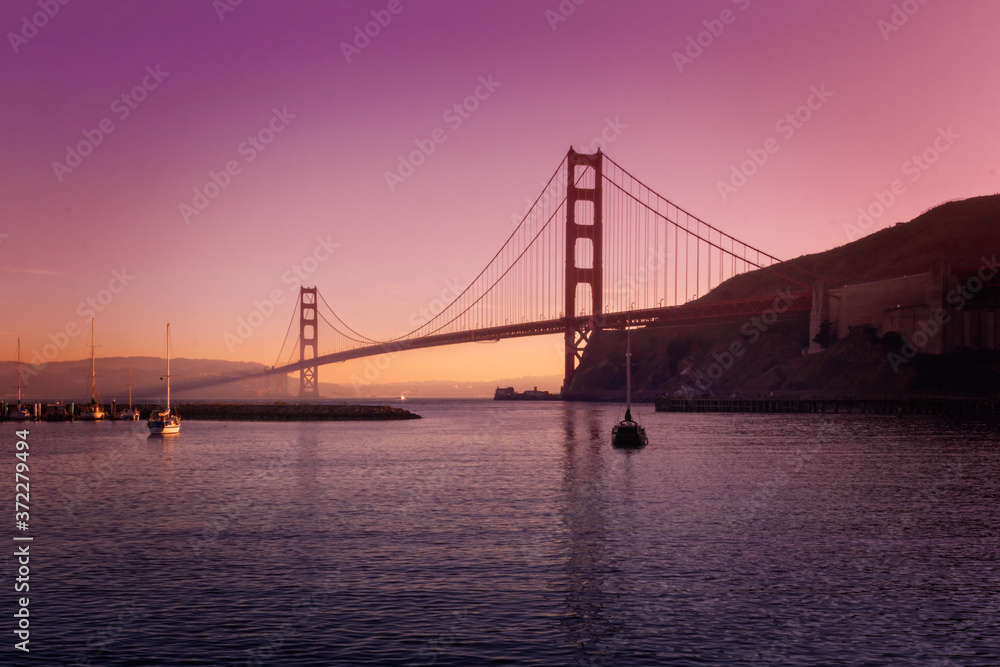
[[0, 402, 420, 422], [655, 396, 999, 416], [175, 403, 420, 421]]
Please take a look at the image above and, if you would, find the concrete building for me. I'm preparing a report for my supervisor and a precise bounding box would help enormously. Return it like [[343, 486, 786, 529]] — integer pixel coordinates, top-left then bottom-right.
[[809, 260, 1000, 354]]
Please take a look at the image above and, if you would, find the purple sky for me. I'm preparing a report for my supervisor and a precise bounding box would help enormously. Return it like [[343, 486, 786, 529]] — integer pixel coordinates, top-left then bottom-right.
[[2, 0, 999, 386]]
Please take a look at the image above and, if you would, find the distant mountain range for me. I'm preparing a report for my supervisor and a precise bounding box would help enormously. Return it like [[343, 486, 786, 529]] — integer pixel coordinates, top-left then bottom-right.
[[1, 356, 276, 403], [320, 375, 562, 399], [0, 354, 561, 402]]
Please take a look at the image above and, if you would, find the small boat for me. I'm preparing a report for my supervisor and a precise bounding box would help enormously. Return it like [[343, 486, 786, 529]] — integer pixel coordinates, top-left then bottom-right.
[[612, 326, 647, 448], [148, 323, 180, 435], [43, 402, 70, 421], [118, 362, 140, 421], [9, 338, 32, 422], [78, 318, 105, 420]]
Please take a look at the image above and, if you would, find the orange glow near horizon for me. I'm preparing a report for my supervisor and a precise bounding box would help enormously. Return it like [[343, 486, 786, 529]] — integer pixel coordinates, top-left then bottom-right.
[[3, 2, 999, 385]]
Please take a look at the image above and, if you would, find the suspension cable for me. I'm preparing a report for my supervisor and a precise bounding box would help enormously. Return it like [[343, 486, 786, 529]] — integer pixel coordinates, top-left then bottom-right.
[[271, 290, 301, 368]]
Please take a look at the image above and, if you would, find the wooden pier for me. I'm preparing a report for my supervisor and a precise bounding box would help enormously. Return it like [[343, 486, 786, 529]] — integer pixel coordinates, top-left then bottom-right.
[[654, 396, 999, 416]]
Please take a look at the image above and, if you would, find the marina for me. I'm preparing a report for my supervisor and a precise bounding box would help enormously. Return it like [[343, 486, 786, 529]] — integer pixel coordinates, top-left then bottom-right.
[[0, 401, 420, 422]]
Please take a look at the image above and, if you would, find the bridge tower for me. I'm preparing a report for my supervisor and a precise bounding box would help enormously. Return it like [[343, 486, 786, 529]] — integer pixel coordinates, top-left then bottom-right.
[[299, 286, 319, 397], [562, 148, 603, 394]]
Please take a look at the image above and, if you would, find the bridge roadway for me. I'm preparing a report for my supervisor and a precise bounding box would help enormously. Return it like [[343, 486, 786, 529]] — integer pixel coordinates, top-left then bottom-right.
[[171, 290, 811, 393]]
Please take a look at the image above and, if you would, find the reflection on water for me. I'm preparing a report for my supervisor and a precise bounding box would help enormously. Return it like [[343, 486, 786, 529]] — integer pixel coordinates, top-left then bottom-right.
[[15, 402, 1000, 664]]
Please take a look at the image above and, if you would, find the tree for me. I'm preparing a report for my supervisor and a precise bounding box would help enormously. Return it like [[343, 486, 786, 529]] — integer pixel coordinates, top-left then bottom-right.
[[813, 319, 838, 349]]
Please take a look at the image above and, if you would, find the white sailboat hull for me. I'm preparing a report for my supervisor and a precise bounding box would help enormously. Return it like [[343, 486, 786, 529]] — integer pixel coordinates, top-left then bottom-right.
[[148, 414, 180, 434], [149, 323, 180, 435]]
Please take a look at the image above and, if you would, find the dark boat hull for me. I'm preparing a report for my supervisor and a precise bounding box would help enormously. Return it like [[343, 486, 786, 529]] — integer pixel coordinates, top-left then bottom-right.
[[612, 421, 648, 448]]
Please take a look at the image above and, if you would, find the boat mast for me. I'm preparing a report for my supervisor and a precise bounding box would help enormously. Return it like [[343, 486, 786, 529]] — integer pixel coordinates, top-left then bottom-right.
[[128, 362, 133, 409], [166, 323, 170, 413], [16, 337, 22, 405], [625, 327, 632, 414], [90, 318, 97, 403]]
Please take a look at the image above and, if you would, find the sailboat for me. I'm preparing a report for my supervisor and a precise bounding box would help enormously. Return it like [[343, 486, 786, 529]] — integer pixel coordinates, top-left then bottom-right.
[[611, 326, 647, 448], [9, 338, 32, 422], [78, 319, 105, 420], [147, 323, 180, 435], [119, 362, 140, 421]]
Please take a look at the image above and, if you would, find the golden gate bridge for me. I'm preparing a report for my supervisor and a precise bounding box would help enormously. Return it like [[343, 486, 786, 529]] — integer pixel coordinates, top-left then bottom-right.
[[185, 148, 822, 396]]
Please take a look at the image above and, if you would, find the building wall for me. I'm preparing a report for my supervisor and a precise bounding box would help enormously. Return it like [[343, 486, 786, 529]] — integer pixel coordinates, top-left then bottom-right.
[[944, 307, 1000, 351], [810, 261, 1000, 354], [809, 264, 946, 354]]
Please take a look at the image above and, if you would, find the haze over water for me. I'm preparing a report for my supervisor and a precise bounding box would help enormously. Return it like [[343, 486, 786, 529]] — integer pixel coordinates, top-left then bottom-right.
[[19, 401, 1000, 665]]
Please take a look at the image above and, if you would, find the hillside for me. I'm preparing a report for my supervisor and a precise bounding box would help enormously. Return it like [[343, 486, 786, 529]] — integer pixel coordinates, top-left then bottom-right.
[[569, 194, 1000, 399], [703, 194, 1000, 300]]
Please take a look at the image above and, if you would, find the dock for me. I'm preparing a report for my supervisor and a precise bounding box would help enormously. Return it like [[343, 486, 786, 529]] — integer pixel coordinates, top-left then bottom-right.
[[654, 396, 999, 415], [175, 403, 420, 421], [0, 402, 421, 422]]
